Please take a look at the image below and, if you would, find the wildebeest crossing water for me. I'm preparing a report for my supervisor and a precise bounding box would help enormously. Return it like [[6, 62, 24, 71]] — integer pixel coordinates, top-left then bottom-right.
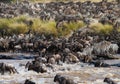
[[0, 59, 120, 84]]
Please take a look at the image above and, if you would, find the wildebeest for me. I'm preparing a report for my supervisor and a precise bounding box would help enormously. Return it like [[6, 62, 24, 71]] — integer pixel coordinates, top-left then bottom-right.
[[77, 52, 93, 63], [54, 74, 76, 84], [47, 54, 61, 64], [0, 38, 9, 52], [67, 53, 79, 63], [104, 77, 117, 84], [0, 62, 18, 75], [24, 79, 36, 84], [55, 14, 81, 28], [92, 60, 110, 67], [93, 41, 119, 58], [114, 18, 120, 28], [25, 61, 47, 73]]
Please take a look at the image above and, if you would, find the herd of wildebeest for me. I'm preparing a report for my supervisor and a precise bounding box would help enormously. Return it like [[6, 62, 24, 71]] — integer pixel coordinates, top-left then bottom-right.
[[0, 0, 120, 27], [0, 0, 120, 84]]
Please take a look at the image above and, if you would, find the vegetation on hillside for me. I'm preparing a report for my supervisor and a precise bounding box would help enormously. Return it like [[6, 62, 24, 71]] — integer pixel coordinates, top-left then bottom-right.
[[0, 14, 118, 37], [90, 23, 114, 35], [0, 15, 85, 37]]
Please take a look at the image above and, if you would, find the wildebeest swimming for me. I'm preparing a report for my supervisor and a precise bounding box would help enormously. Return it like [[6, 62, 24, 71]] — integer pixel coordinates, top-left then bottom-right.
[[24, 79, 36, 84], [104, 77, 117, 84], [54, 74, 76, 84], [0, 62, 18, 75], [25, 59, 47, 73]]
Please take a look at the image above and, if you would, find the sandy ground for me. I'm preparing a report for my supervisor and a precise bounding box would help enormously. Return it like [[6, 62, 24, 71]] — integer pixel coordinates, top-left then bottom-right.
[[0, 53, 120, 84]]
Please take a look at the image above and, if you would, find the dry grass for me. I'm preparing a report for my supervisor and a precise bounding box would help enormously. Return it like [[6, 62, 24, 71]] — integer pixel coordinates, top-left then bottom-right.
[[0, 15, 115, 37], [90, 23, 113, 35], [0, 15, 85, 37], [0, 15, 29, 35], [8, 22, 28, 35], [39, 20, 58, 36], [57, 21, 85, 36]]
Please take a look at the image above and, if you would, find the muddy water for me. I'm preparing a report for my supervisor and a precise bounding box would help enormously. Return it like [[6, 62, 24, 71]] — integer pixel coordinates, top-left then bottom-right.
[[0, 53, 120, 84]]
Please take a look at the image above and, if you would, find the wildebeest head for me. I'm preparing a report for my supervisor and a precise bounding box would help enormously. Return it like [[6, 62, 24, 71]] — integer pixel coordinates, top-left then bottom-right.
[[24, 79, 36, 84], [54, 74, 61, 82]]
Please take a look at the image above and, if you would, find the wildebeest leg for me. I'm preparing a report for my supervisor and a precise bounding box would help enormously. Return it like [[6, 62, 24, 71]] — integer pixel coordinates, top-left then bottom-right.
[[11, 68, 15, 74], [57, 60, 59, 64], [14, 68, 19, 74], [63, 57, 65, 63], [1, 69, 4, 75], [25, 61, 31, 69], [11, 67, 18, 74], [1, 63, 5, 75], [9, 68, 13, 74], [14, 69, 18, 73]]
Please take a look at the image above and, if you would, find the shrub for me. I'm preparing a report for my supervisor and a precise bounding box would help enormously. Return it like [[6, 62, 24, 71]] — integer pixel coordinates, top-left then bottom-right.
[[0, 18, 12, 35], [58, 21, 85, 36], [40, 21, 58, 36], [31, 19, 58, 36], [64, 21, 85, 30], [13, 15, 29, 23], [8, 22, 28, 35], [31, 18, 42, 34], [90, 23, 113, 35], [0, 16, 29, 36], [0, 16, 85, 37]]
